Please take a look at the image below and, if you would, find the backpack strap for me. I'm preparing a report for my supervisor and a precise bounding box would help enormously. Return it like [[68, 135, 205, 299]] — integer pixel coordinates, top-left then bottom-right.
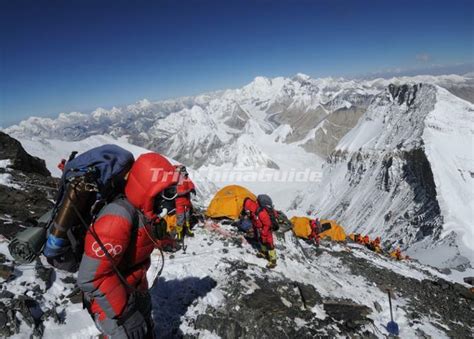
[[71, 196, 140, 294]]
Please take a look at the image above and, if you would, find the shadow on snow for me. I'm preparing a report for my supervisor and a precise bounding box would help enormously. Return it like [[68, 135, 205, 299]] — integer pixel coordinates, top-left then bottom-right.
[[151, 276, 217, 338]]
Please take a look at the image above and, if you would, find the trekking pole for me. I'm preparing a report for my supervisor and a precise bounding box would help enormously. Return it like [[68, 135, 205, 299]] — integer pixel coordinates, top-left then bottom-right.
[[182, 207, 187, 254], [386, 289, 400, 336]]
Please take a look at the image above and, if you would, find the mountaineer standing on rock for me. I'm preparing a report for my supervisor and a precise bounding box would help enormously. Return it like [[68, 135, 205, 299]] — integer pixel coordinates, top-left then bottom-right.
[[242, 194, 278, 268]]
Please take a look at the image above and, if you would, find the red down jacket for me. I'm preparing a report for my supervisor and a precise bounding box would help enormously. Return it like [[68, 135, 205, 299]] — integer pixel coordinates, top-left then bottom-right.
[[77, 153, 177, 326], [242, 198, 275, 248], [175, 173, 195, 214]]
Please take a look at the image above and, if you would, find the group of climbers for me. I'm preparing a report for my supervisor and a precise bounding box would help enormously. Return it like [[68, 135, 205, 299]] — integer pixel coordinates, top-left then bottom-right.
[[349, 234, 382, 253], [349, 233, 409, 260], [42, 144, 420, 338], [288, 215, 409, 262]]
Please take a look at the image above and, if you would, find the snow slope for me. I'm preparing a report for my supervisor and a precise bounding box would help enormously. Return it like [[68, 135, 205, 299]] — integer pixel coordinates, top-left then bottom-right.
[[418, 87, 474, 267], [4, 219, 471, 338], [291, 84, 474, 270]]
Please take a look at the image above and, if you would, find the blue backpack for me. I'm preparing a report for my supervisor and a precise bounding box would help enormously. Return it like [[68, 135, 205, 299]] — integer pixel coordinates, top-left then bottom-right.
[[43, 144, 134, 272]]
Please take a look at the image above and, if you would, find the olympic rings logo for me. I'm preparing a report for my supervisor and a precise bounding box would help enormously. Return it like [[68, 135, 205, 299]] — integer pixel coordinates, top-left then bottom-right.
[[91, 241, 123, 258]]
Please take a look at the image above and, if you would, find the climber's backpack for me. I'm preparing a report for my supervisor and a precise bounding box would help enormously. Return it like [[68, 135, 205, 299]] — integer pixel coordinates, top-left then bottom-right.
[[275, 210, 293, 233], [256, 194, 280, 231], [43, 145, 134, 272]]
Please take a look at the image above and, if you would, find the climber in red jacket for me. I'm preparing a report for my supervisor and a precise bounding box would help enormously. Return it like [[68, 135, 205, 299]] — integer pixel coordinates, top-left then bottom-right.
[[57, 159, 66, 172], [175, 165, 196, 239], [242, 197, 277, 268], [78, 153, 178, 339], [308, 218, 321, 246]]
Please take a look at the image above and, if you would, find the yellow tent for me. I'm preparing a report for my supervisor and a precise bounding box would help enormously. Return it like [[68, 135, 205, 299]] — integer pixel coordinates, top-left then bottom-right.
[[291, 216, 312, 239], [319, 219, 347, 242], [291, 217, 347, 242], [205, 185, 257, 220]]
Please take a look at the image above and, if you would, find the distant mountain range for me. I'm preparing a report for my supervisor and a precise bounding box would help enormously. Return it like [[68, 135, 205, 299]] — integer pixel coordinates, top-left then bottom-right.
[[4, 73, 474, 271]]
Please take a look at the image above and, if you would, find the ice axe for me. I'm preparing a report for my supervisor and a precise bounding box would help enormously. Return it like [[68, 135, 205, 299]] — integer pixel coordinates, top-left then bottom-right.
[[386, 289, 399, 336]]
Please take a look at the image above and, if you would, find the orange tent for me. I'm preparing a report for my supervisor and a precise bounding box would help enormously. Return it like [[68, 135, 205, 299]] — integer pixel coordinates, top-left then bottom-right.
[[291, 216, 312, 239], [205, 185, 256, 220], [318, 219, 347, 242]]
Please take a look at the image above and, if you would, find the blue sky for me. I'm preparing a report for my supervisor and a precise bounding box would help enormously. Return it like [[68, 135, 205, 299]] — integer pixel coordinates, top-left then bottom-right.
[[1, 0, 473, 126]]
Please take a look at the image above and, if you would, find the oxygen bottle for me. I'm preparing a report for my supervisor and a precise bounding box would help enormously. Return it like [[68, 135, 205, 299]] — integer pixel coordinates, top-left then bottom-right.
[[43, 176, 97, 258]]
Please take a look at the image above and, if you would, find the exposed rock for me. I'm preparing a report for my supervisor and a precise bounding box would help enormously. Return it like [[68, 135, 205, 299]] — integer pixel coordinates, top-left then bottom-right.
[[302, 105, 368, 158], [66, 287, 83, 304], [0, 132, 50, 176], [388, 83, 420, 106], [41, 307, 65, 324], [0, 264, 14, 280], [324, 301, 372, 329], [463, 276, 474, 286], [35, 261, 54, 291], [373, 301, 383, 313], [331, 249, 474, 338], [0, 295, 46, 336], [61, 276, 76, 285], [0, 133, 57, 239], [0, 290, 15, 299], [296, 282, 322, 309], [189, 259, 377, 338]]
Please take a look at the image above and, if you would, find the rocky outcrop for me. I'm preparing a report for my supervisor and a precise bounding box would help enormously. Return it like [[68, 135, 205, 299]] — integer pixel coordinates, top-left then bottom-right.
[[0, 132, 57, 239], [0, 132, 50, 176], [179, 242, 474, 338], [302, 105, 367, 158]]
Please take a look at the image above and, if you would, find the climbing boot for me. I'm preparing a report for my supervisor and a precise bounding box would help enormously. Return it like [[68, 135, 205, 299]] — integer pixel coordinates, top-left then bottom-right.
[[185, 224, 194, 237], [256, 245, 268, 259], [266, 260, 277, 269], [176, 225, 183, 241], [266, 249, 277, 269]]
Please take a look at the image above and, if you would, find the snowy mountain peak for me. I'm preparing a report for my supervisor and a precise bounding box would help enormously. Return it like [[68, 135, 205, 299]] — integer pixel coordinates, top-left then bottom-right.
[[137, 98, 152, 108], [292, 72, 311, 82], [293, 83, 474, 271]]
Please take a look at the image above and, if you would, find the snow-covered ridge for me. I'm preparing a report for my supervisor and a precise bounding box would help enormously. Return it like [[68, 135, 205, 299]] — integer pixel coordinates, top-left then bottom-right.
[[291, 83, 474, 271], [421, 87, 474, 266], [5, 74, 472, 168]]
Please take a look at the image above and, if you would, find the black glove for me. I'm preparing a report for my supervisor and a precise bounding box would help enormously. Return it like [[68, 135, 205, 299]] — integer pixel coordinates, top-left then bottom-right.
[[118, 309, 148, 339]]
